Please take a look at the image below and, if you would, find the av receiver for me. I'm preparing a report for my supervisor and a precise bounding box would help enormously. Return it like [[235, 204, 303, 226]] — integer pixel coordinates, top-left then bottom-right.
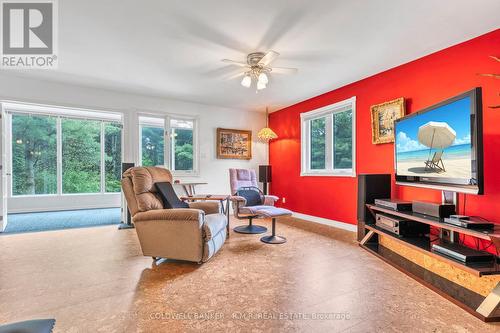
[[375, 213, 429, 237]]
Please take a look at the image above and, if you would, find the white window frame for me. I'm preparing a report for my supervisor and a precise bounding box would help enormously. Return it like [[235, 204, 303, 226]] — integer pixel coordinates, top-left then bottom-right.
[[138, 114, 199, 176], [4, 102, 124, 197], [300, 96, 356, 177]]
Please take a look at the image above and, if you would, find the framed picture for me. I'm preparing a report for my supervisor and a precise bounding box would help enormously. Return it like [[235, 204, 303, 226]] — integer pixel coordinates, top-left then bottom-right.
[[371, 97, 405, 144], [216, 128, 252, 160]]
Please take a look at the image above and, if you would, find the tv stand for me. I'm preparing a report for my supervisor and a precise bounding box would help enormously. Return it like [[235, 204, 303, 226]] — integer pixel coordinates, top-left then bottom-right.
[[360, 204, 500, 322]]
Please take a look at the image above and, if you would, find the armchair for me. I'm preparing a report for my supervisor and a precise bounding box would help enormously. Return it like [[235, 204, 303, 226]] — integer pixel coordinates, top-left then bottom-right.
[[122, 166, 227, 263], [229, 168, 292, 242]]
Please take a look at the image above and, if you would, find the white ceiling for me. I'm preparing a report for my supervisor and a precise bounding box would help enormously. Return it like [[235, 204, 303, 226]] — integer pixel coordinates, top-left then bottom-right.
[[3, 0, 500, 111]]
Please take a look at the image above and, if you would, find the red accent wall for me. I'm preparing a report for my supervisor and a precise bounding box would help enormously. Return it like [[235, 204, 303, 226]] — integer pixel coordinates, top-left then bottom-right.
[[269, 29, 500, 232]]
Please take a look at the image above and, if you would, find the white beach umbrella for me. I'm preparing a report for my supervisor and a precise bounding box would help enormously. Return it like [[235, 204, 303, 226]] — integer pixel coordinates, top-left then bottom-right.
[[417, 121, 456, 149]]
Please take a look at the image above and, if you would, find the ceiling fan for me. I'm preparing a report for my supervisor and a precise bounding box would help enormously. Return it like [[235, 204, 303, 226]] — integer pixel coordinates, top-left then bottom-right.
[[222, 50, 298, 91]]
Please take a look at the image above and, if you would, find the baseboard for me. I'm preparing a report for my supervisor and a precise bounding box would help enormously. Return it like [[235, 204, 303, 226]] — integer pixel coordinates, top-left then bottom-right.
[[292, 212, 357, 233]]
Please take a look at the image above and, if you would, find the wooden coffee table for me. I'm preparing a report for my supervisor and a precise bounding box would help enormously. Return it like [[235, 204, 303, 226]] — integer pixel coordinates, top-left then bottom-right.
[[180, 195, 231, 236]]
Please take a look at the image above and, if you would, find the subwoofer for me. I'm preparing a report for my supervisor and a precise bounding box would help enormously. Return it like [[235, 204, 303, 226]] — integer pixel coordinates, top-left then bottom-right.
[[357, 174, 391, 241]]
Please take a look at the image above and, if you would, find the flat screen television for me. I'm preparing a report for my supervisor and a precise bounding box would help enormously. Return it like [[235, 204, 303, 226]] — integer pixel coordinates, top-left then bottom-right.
[[394, 88, 483, 194]]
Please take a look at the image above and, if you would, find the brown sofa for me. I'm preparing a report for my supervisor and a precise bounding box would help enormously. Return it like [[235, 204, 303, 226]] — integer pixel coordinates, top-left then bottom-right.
[[122, 167, 227, 263]]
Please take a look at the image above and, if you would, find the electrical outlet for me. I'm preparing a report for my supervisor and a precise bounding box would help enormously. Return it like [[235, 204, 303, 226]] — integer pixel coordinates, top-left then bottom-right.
[[282, 197, 286, 204]]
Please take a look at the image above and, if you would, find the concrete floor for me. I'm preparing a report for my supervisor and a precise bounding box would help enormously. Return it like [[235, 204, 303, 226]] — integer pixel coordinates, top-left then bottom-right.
[[0, 217, 498, 332]]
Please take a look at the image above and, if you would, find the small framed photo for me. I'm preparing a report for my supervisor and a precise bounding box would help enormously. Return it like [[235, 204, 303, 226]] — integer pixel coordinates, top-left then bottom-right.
[[371, 97, 405, 144], [216, 128, 252, 160]]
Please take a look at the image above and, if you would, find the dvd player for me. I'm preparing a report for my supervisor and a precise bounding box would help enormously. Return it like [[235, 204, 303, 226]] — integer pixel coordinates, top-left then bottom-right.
[[443, 217, 494, 230], [374, 198, 412, 211], [431, 242, 495, 263]]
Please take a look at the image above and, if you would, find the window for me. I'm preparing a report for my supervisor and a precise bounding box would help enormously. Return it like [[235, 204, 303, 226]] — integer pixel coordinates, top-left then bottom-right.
[[170, 118, 194, 172], [141, 126, 164, 167], [62, 119, 101, 193], [11, 114, 57, 195], [139, 115, 197, 175], [104, 123, 122, 192], [6, 103, 123, 196], [301, 97, 355, 176]]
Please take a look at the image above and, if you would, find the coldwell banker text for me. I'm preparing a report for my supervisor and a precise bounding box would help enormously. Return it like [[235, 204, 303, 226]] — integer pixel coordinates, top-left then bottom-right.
[[1, 0, 58, 69]]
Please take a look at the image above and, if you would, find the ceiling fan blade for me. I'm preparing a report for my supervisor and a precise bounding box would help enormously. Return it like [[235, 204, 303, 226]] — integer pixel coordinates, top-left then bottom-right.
[[258, 50, 280, 66], [221, 59, 249, 67], [224, 71, 244, 81], [271, 67, 298, 74]]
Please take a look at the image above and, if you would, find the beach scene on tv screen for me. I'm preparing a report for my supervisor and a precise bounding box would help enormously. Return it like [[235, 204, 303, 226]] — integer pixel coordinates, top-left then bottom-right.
[[395, 96, 472, 180]]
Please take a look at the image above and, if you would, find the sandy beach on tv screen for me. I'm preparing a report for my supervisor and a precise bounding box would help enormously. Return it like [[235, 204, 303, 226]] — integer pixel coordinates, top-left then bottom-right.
[[397, 157, 471, 179]]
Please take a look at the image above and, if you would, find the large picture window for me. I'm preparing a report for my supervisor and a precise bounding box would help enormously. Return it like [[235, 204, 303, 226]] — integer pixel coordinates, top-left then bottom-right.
[[301, 97, 355, 176], [7, 105, 123, 197]]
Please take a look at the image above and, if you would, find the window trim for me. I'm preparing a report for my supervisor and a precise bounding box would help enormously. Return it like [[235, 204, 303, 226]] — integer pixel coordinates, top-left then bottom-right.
[[300, 96, 356, 177]]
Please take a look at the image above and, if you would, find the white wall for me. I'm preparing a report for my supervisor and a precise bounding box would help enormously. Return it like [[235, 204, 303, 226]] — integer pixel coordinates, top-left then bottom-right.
[[0, 74, 267, 213]]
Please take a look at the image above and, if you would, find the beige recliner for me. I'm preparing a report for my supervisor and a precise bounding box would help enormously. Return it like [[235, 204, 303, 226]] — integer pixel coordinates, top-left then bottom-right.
[[122, 166, 227, 263]]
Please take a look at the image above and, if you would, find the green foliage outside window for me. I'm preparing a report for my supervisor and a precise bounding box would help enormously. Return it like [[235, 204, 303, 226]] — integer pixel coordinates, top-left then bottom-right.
[[11, 114, 122, 196], [12, 114, 57, 195], [310, 117, 326, 169], [105, 123, 122, 192], [173, 128, 193, 171], [141, 126, 164, 167], [333, 110, 353, 169], [62, 119, 101, 193]]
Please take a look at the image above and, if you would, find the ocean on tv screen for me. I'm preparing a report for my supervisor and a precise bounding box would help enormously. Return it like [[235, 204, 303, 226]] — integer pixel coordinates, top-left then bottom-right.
[[395, 96, 472, 180]]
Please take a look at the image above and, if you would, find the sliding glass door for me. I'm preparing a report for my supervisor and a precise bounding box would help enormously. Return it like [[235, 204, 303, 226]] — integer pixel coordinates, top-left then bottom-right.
[[0, 106, 8, 231], [9, 113, 122, 198]]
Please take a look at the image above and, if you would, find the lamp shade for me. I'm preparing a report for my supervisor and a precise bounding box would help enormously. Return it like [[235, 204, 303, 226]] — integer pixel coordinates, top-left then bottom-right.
[[257, 127, 278, 141]]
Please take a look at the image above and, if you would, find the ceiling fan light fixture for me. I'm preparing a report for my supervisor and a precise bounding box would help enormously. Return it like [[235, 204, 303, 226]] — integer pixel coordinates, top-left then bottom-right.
[[256, 80, 267, 90], [258, 72, 268, 84], [241, 74, 251, 88]]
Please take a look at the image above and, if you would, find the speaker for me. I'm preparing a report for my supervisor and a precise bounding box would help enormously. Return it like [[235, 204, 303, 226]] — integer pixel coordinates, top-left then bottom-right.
[[122, 162, 135, 175], [412, 201, 456, 218], [357, 174, 391, 241], [259, 165, 272, 195], [119, 162, 135, 230], [259, 165, 272, 182]]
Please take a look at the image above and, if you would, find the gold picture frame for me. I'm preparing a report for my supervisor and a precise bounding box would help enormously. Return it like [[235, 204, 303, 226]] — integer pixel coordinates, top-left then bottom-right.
[[216, 128, 252, 160], [371, 97, 405, 144]]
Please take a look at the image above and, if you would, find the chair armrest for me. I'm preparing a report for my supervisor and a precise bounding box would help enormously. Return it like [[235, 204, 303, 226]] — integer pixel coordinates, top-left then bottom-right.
[[230, 195, 247, 205], [188, 201, 220, 215], [263, 195, 279, 206], [133, 208, 203, 222]]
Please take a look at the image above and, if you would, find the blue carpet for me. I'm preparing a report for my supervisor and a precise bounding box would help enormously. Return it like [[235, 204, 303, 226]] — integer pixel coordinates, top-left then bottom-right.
[[4, 208, 121, 233]]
